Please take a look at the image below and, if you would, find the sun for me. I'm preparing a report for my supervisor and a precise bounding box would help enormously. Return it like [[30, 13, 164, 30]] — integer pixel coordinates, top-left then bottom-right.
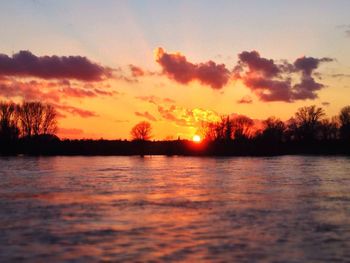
[[193, 135, 201, 143]]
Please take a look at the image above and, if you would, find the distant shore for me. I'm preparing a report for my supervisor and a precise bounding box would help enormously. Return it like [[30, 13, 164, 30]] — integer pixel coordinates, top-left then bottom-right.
[[1, 136, 349, 156]]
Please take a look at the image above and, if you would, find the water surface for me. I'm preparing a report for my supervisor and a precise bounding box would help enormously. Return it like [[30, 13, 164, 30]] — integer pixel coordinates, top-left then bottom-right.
[[0, 156, 350, 262]]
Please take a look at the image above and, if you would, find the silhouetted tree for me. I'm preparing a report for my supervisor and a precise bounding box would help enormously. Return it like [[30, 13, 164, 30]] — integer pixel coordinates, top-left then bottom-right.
[[201, 117, 226, 141], [131, 121, 152, 141], [42, 104, 58, 135], [17, 102, 57, 137], [291, 105, 325, 141], [231, 115, 254, 140], [339, 106, 350, 140], [261, 117, 286, 143], [0, 101, 19, 141], [319, 117, 339, 140]]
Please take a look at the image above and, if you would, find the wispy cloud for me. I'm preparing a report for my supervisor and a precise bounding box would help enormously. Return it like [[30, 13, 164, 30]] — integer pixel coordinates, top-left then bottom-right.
[[135, 111, 157, 121], [337, 24, 350, 37], [237, 95, 253, 104], [54, 104, 98, 118]]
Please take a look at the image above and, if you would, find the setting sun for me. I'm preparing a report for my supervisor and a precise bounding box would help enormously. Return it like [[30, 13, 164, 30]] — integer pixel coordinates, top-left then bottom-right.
[[193, 135, 201, 142]]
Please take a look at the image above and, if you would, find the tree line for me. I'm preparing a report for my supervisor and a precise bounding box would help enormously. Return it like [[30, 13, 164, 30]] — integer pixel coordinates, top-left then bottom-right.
[[130, 105, 350, 143], [1, 100, 350, 155], [197, 105, 350, 143], [0, 101, 57, 142]]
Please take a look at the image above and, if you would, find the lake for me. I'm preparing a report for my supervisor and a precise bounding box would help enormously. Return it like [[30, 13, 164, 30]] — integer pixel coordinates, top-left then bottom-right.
[[0, 156, 349, 262]]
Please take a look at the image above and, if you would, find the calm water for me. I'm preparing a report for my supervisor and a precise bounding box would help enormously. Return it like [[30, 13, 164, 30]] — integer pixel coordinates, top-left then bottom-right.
[[0, 156, 350, 262]]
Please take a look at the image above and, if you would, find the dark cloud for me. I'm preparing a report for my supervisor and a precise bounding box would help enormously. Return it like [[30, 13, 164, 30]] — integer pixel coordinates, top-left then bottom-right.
[[0, 50, 112, 81], [236, 51, 333, 102], [243, 77, 292, 102], [294, 57, 333, 76], [155, 48, 332, 102], [291, 56, 333, 100], [292, 76, 323, 100], [135, 111, 157, 121], [322, 102, 330, 107], [238, 50, 281, 77], [155, 47, 230, 89]]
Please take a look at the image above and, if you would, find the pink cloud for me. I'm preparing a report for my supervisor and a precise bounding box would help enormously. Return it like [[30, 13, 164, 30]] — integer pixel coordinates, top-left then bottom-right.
[[129, 64, 145, 77]]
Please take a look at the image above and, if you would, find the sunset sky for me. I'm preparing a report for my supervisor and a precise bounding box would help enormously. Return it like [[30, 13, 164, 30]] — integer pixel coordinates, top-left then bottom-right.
[[0, 0, 349, 140]]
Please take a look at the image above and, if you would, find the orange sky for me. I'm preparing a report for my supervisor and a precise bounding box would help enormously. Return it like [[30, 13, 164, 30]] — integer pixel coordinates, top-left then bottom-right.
[[0, 1, 349, 140]]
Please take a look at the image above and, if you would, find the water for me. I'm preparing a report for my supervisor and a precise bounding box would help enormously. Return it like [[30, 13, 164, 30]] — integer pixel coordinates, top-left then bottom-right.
[[0, 156, 350, 262]]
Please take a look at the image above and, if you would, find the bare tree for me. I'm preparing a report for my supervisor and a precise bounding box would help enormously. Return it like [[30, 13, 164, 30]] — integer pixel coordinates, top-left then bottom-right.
[[0, 101, 19, 141], [293, 105, 325, 141], [17, 102, 58, 137], [131, 121, 152, 141], [201, 115, 253, 141], [42, 104, 58, 135], [318, 117, 339, 140], [339, 106, 350, 140], [231, 115, 254, 140], [261, 117, 286, 142]]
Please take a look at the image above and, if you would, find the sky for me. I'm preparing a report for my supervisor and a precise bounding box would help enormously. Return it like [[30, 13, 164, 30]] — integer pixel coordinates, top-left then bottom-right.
[[0, 0, 349, 140]]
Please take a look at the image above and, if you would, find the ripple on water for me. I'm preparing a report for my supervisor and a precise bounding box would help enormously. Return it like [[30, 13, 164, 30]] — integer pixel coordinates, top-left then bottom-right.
[[0, 156, 350, 262]]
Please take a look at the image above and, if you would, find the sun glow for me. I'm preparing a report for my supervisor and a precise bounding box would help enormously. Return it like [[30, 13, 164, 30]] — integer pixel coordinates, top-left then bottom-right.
[[193, 135, 201, 143]]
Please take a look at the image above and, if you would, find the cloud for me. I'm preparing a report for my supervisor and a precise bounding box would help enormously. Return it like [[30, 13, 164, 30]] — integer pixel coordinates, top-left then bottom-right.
[[54, 104, 98, 118], [155, 48, 332, 102], [157, 104, 220, 127], [57, 80, 116, 98], [337, 24, 350, 37], [330, 73, 350, 78], [0, 50, 112, 81], [135, 95, 175, 105], [322, 101, 330, 107], [129, 64, 145, 77], [155, 47, 230, 89], [0, 79, 98, 118], [0, 80, 60, 102], [135, 111, 157, 121], [294, 57, 333, 76], [236, 51, 333, 102], [0, 78, 115, 102], [237, 95, 253, 104], [61, 86, 96, 98], [237, 50, 281, 77]]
